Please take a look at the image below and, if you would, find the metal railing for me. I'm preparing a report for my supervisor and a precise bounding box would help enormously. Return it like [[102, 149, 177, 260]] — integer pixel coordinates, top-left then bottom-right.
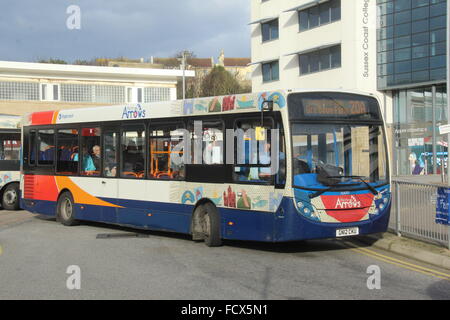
[[390, 180, 450, 249]]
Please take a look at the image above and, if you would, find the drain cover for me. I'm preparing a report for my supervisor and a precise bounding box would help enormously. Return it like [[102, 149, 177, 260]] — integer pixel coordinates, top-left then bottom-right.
[[96, 233, 149, 239]]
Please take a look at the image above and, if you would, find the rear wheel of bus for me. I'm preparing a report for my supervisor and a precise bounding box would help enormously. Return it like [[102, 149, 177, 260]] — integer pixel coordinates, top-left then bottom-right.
[[2, 183, 20, 211], [57, 191, 78, 226], [192, 202, 222, 247]]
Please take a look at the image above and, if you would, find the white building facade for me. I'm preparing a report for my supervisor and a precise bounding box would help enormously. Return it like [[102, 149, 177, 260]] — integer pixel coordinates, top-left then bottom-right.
[[0, 61, 195, 116]]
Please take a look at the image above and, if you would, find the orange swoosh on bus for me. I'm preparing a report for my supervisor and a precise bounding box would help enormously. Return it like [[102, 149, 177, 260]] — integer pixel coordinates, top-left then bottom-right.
[[51, 111, 59, 124], [55, 176, 123, 208]]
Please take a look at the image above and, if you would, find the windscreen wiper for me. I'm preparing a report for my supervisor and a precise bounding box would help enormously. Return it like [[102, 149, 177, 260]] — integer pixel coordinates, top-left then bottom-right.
[[308, 187, 334, 199], [328, 175, 378, 195]]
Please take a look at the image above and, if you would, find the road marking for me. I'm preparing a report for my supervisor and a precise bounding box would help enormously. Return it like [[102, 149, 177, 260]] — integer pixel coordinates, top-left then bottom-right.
[[340, 241, 450, 282], [0, 245, 2, 256]]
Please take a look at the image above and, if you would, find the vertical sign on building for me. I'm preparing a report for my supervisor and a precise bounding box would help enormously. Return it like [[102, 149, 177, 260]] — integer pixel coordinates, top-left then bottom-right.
[[358, 0, 376, 92]]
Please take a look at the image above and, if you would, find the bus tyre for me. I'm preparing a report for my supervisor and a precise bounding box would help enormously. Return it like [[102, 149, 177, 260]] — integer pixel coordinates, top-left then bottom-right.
[[202, 202, 222, 247], [57, 192, 78, 226], [2, 183, 20, 211]]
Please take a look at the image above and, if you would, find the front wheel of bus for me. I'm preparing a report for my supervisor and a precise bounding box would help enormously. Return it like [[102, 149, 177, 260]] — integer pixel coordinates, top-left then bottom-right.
[[2, 183, 20, 211], [57, 192, 78, 226]]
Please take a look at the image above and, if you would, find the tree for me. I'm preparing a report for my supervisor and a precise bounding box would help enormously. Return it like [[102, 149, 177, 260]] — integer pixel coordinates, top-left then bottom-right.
[[37, 58, 68, 64], [200, 66, 242, 97]]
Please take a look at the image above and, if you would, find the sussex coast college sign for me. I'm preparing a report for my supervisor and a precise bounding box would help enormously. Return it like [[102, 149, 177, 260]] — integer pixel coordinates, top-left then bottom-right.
[[362, 0, 371, 79]]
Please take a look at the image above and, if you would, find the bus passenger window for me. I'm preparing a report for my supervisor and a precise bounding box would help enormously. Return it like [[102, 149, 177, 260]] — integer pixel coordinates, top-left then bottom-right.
[[0, 134, 20, 161], [56, 129, 79, 175], [189, 121, 223, 165], [233, 119, 276, 184], [121, 128, 145, 179], [81, 127, 101, 176], [37, 129, 55, 166], [149, 124, 185, 180], [103, 132, 118, 178]]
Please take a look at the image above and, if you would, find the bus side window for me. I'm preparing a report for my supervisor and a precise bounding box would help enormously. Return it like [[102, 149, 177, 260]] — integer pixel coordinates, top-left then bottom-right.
[[233, 118, 275, 184], [121, 127, 145, 179], [149, 123, 185, 180], [188, 120, 224, 165], [56, 129, 79, 175], [103, 132, 118, 178], [37, 129, 55, 166], [81, 127, 101, 176]]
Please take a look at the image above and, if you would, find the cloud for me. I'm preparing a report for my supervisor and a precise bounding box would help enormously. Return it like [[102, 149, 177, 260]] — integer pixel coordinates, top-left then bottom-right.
[[0, 0, 250, 62]]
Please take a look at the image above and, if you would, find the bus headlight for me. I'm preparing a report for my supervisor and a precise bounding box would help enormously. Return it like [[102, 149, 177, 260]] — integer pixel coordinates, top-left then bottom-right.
[[304, 208, 311, 215], [379, 203, 385, 210], [383, 197, 388, 204], [297, 202, 304, 209]]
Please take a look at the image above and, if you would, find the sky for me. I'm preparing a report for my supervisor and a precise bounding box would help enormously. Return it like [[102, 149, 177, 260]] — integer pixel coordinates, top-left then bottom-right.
[[0, 0, 251, 63]]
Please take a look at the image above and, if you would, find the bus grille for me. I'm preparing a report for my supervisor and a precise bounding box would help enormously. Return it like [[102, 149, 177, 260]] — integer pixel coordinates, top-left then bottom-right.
[[23, 175, 35, 199]]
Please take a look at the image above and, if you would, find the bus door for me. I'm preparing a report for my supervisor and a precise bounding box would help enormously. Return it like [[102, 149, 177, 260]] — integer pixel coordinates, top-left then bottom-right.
[[116, 125, 147, 226], [99, 131, 119, 223]]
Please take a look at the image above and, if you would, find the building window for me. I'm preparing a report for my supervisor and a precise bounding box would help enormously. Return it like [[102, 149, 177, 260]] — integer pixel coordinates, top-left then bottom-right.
[[60, 84, 92, 102], [144, 87, 171, 102], [127, 87, 144, 103], [40, 83, 60, 101], [94, 85, 126, 104], [0, 82, 39, 101], [262, 60, 280, 82], [262, 19, 279, 42], [299, 45, 341, 75], [299, 0, 341, 32]]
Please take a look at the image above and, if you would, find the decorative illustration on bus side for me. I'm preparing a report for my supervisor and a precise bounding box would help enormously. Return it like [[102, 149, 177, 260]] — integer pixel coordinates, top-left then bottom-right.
[[223, 186, 236, 208], [222, 96, 236, 111], [181, 190, 195, 204], [183, 100, 194, 115], [194, 100, 208, 112], [258, 91, 286, 110], [208, 97, 222, 113], [210, 191, 223, 206], [251, 196, 268, 209], [236, 190, 251, 210], [236, 95, 255, 109], [194, 187, 203, 201], [269, 192, 283, 212]]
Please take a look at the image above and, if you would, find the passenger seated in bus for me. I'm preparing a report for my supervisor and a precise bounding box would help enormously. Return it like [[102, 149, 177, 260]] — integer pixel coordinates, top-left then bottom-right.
[[105, 164, 117, 177], [83, 145, 101, 174]]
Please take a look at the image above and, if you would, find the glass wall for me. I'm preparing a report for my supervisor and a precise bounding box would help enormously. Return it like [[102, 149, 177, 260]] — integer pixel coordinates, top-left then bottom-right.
[[393, 84, 447, 176], [377, 0, 447, 89]]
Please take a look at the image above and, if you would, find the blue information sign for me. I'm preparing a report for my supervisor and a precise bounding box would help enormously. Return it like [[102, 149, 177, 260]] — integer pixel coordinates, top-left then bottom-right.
[[436, 187, 450, 225]]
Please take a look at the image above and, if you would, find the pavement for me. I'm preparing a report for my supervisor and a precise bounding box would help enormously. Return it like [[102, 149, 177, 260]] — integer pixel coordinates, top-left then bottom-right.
[[355, 232, 450, 270]]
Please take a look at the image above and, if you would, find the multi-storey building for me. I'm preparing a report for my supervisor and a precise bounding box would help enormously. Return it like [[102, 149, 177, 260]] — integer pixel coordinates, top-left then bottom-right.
[[250, 0, 447, 178]]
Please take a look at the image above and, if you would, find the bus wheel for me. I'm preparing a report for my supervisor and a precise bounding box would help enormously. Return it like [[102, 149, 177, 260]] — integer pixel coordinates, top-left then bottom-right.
[[196, 202, 222, 247], [57, 192, 78, 226], [2, 183, 20, 211]]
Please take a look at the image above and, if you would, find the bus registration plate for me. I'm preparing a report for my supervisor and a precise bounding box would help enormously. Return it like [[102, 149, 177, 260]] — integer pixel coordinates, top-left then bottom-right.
[[336, 227, 359, 237]]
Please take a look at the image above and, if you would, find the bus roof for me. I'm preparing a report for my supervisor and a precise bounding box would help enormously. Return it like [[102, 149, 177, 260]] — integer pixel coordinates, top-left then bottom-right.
[[22, 89, 378, 126], [0, 114, 21, 129]]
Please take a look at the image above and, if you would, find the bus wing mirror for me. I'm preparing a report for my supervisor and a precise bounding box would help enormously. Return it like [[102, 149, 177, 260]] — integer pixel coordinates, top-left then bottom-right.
[[261, 100, 274, 112]]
